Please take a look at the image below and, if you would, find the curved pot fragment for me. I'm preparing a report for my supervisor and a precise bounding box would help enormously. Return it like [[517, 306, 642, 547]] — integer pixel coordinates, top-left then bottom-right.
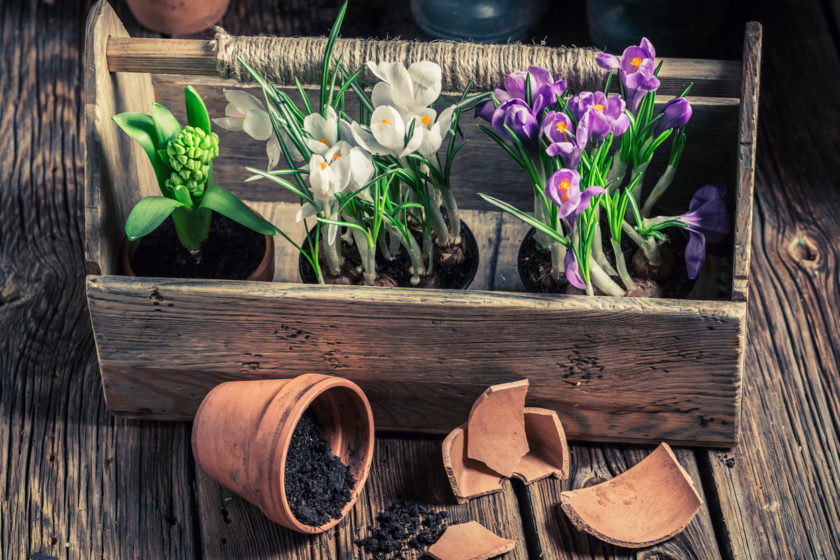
[[512, 407, 570, 484], [466, 379, 530, 477], [427, 521, 515, 560], [442, 425, 504, 503], [560, 442, 702, 548]]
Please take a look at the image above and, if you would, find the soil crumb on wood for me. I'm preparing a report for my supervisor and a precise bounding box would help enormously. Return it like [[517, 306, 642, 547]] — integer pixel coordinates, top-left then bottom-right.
[[285, 410, 355, 527], [355, 501, 448, 559]]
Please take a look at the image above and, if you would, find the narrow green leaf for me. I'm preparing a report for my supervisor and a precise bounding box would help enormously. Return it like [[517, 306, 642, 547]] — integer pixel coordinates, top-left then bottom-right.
[[321, 1, 348, 113]]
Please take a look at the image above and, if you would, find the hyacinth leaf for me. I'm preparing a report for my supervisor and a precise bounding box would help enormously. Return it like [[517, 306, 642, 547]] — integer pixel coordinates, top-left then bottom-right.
[[200, 183, 277, 235], [184, 85, 211, 134], [151, 103, 182, 148], [112, 113, 169, 190], [124, 196, 184, 241]]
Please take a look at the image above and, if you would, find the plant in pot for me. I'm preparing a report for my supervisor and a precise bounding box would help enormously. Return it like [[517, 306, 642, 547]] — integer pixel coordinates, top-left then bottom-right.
[[113, 85, 278, 281], [215, 3, 487, 288], [476, 38, 729, 297], [126, 0, 231, 36]]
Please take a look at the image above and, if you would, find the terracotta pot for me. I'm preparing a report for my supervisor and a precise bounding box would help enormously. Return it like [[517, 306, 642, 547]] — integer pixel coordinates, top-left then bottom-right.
[[125, 0, 231, 35], [120, 216, 275, 282], [298, 217, 480, 290], [191, 374, 375, 533]]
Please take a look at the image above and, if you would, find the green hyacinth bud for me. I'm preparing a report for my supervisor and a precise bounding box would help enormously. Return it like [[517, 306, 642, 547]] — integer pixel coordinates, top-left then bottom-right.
[[165, 125, 219, 197]]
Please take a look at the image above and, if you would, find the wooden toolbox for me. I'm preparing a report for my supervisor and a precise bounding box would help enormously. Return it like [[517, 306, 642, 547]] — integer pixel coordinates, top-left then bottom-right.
[[84, 1, 761, 446]]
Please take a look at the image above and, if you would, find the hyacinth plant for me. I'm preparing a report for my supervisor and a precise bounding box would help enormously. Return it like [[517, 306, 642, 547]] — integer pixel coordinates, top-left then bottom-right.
[[477, 38, 729, 296], [113, 86, 276, 257], [217, 2, 486, 286]]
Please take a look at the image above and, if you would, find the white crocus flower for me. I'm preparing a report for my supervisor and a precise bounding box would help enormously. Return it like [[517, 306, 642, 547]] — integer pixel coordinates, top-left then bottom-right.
[[412, 105, 457, 158], [302, 106, 340, 155], [350, 105, 424, 158], [296, 142, 374, 243], [367, 60, 443, 117], [213, 89, 282, 170]]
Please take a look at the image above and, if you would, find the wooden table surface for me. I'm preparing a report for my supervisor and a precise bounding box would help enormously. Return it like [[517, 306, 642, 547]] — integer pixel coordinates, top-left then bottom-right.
[[2, 0, 839, 558]]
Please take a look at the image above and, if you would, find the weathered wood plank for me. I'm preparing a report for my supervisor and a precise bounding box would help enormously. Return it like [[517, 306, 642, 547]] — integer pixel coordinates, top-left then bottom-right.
[[86, 274, 745, 445], [1, 1, 197, 558], [702, 2, 840, 558], [521, 446, 722, 559], [107, 35, 742, 98], [196, 437, 528, 558], [84, 1, 158, 275]]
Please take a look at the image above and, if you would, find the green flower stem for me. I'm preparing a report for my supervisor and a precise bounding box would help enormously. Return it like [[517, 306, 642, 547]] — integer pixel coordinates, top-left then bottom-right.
[[533, 189, 551, 247], [385, 223, 424, 285], [428, 194, 450, 247], [442, 187, 461, 243], [347, 217, 376, 286], [550, 240, 566, 282], [622, 221, 662, 265], [171, 206, 211, 253], [424, 229, 434, 276], [629, 159, 651, 219], [641, 164, 676, 218], [591, 209, 618, 277], [590, 260, 625, 297], [611, 238, 636, 291], [322, 205, 343, 275], [606, 156, 628, 192], [379, 233, 395, 261]]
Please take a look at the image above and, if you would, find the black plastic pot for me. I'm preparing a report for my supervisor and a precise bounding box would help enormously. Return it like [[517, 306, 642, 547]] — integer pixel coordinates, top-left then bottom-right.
[[298, 218, 480, 290], [517, 227, 552, 293]]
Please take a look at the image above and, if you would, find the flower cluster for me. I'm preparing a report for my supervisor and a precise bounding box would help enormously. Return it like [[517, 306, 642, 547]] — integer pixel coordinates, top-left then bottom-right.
[[478, 38, 729, 296]]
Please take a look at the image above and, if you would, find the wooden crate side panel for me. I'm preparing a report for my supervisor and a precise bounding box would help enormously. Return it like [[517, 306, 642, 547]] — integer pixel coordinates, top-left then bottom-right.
[[153, 75, 740, 215], [106, 37, 742, 98], [84, 1, 158, 275], [87, 276, 745, 446], [732, 22, 763, 301]]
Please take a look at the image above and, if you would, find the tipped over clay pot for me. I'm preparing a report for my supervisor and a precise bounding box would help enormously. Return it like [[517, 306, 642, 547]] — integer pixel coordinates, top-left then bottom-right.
[[191, 374, 375, 533], [560, 442, 702, 548], [126, 0, 230, 35]]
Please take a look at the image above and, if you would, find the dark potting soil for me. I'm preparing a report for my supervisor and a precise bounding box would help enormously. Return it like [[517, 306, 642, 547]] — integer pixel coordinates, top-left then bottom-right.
[[355, 501, 448, 559], [518, 226, 696, 298], [299, 218, 478, 289], [128, 213, 265, 280], [285, 410, 355, 527]]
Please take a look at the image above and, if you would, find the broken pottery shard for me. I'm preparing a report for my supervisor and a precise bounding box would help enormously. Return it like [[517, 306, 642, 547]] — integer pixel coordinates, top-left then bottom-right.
[[427, 521, 516, 560], [512, 407, 570, 484], [442, 425, 504, 503], [466, 379, 530, 477], [560, 442, 703, 548]]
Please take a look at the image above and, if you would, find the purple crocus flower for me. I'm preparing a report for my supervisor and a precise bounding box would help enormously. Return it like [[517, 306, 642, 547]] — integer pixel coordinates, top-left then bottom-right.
[[678, 184, 730, 279], [476, 66, 566, 122], [567, 91, 630, 142], [545, 110, 591, 169], [564, 248, 585, 289], [596, 38, 661, 113], [491, 98, 540, 146], [656, 97, 693, 133], [545, 169, 606, 220]]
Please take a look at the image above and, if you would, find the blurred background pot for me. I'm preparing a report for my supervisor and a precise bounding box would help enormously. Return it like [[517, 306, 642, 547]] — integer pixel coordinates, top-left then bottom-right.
[[126, 0, 231, 35]]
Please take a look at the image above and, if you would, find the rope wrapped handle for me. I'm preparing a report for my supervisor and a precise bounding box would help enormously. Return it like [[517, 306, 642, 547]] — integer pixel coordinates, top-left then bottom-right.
[[214, 28, 606, 93]]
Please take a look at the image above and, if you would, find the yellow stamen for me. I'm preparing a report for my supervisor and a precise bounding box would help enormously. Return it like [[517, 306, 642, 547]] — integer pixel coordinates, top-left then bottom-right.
[[555, 121, 568, 133], [593, 104, 605, 112], [381, 119, 390, 125], [319, 162, 327, 170], [332, 153, 341, 161], [558, 178, 572, 203], [630, 56, 642, 71], [421, 115, 432, 128], [319, 138, 329, 145]]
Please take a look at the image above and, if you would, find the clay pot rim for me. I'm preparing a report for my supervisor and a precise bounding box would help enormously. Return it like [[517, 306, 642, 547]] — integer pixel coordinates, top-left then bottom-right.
[[120, 219, 275, 282], [298, 217, 480, 290], [271, 375, 375, 534]]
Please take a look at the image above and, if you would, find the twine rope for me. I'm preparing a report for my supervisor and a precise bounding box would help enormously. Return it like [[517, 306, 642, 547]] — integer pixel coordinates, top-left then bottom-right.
[[214, 28, 606, 93]]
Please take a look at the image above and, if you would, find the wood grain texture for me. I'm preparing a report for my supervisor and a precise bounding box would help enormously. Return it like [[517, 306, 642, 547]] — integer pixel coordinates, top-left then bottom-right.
[[86, 273, 745, 445], [84, 1, 158, 275], [702, 1, 840, 557], [522, 446, 722, 559], [196, 437, 528, 559], [1, 1, 197, 558]]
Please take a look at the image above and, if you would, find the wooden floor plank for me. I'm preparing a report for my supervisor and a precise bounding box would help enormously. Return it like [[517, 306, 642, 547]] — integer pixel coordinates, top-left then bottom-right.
[[196, 436, 529, 559], [700, 1, 840, 558]]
